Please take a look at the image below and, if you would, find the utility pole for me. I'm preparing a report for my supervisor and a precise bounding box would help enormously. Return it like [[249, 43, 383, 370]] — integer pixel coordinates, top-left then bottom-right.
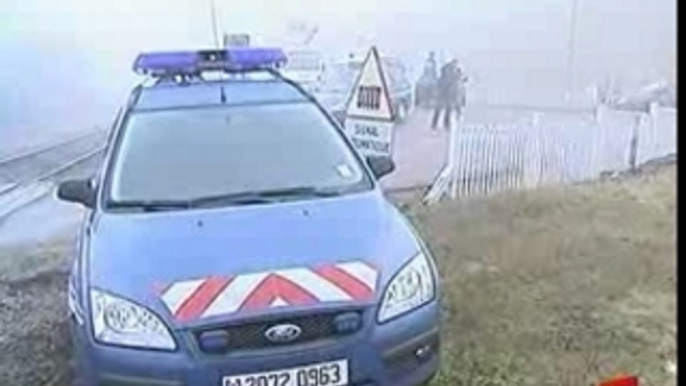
[[209, 0, 221, 48], [565, 0, 580, 103]]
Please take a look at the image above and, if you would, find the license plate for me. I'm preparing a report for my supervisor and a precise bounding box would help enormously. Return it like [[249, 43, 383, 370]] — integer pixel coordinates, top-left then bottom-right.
[[222, 360, 348, 386]]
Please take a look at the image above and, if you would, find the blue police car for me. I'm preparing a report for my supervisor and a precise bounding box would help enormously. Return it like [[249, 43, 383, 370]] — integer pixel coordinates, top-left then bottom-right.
[[58, 47, 440, 386]]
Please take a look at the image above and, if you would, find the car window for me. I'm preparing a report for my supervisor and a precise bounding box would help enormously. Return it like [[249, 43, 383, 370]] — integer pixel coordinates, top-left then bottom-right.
[[108, 103, 370, 203]]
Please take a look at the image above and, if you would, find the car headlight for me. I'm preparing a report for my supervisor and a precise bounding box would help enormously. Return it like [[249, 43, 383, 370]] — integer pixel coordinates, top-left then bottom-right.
[[90, 289, 176, 350], [378, 252, 436, 323]]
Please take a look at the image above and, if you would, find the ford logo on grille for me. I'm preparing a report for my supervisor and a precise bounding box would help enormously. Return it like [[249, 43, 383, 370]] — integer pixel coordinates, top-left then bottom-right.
[[264, 324, 302, 343]]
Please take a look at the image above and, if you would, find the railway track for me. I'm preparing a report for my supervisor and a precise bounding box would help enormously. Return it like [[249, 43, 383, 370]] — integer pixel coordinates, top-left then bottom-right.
[[0, 130, 107, 222]]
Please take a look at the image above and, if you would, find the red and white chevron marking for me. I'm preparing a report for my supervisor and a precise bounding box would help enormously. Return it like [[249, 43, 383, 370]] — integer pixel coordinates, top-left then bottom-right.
[[159, 261, 378, 322]]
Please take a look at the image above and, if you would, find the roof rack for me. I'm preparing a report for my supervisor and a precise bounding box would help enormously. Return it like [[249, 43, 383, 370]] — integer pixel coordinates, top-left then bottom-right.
[[133, 48, 288, 77]]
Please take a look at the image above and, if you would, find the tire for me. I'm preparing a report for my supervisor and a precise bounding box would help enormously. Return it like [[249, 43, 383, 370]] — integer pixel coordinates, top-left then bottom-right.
[[420, 369, 439, 386]]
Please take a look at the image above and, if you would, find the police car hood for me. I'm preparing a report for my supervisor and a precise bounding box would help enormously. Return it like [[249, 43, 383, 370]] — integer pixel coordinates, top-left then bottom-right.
[[88, 190, 422, 326]]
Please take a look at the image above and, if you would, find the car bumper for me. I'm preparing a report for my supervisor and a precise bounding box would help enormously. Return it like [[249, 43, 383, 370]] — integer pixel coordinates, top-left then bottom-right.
[[72, 301, 440, 386]]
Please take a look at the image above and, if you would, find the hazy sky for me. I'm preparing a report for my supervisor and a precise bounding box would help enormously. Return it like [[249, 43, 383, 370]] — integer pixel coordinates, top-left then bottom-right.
[[0, 0, 676, 137]]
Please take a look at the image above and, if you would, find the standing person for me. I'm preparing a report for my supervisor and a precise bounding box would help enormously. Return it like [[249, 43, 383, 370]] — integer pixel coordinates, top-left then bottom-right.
[[455, 62, 468, 121], [431, 59, 460, 130], [416, 52, 439, 108], [425, 51, 438, 81], [424, 51, 439, 107]]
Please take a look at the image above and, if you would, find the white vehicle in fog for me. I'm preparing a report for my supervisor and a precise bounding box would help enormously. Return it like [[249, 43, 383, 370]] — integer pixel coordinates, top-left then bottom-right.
[[281, 50, 325, 91]]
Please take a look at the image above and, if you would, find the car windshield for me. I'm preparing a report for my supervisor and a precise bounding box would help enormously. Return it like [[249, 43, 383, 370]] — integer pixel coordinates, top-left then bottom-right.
[[108, 102, 371, 205]]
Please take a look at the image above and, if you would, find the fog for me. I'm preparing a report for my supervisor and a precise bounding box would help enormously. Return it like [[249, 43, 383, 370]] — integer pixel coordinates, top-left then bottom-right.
[[0, 0, 676, 144]]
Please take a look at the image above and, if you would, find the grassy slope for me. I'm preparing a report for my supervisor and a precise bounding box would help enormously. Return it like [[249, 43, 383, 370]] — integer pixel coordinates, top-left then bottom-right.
[[403, 164, 676, 386]]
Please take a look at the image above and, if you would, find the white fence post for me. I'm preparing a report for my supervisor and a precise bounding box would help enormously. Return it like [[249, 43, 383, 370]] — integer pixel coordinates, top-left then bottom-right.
[[486, 128, 496, 195], [465, 128, 475, 197], [458, 127, 468, 197], [628, 115, 640, 172], [526, 113, 541, 189], [448, 115, 460, 199], [593, 104, 606, 177], [649, 103, 658, 162]]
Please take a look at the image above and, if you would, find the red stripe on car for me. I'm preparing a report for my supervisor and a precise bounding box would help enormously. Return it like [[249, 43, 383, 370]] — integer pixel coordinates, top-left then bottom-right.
[[241, 274, 318, 310], [175, 276, 233, 322], [315, 266, 374, 300]]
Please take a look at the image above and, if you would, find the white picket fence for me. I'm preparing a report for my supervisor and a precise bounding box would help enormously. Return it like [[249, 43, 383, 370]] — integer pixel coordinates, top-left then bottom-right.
[[424, 104, 676, 203]]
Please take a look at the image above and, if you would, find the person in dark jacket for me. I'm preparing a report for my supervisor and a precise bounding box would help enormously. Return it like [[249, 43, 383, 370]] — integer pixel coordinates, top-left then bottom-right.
[[431, 59, 465, 130], [425, 51, 438, 80], [416, 52, 439, 108]]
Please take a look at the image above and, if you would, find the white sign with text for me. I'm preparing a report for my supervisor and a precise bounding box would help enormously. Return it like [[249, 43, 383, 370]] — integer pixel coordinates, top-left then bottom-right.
[[344, 118, 394, 157], [343, 47, 395, 158]]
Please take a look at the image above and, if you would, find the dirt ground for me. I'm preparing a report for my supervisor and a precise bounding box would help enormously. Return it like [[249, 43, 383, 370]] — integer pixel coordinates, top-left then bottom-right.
[[0, 238, 74, 386], [0, 161, 676, 386]]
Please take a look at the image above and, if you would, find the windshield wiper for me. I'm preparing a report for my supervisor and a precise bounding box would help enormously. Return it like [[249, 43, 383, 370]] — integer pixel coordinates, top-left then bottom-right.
[[188, 186, 342, 208], [108, 187, 346, 211], [108, 200, 191, 212], [257, 186, 343, 198]]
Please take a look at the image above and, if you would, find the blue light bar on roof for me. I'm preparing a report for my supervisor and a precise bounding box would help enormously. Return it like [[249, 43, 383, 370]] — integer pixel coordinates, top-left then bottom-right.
[[133, 48, 287, 75]]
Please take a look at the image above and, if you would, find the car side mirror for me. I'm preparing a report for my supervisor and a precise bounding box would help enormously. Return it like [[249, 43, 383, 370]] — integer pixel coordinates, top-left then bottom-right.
[[366, 156, 395, 179], [57, 179, 96, 208]]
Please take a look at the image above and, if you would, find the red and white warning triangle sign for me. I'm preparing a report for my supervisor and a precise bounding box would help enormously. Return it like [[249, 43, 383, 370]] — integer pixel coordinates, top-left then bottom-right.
[[343, 47, 395, 158], [344, 47, 394, 121]]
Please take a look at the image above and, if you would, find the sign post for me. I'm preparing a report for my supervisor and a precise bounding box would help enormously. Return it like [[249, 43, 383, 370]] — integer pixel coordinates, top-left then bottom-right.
[[342, 47, 396, 159]]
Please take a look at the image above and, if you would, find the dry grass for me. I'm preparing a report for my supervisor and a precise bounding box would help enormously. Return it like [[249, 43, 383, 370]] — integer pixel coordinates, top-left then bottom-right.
[[403, 164, 676, 386]]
